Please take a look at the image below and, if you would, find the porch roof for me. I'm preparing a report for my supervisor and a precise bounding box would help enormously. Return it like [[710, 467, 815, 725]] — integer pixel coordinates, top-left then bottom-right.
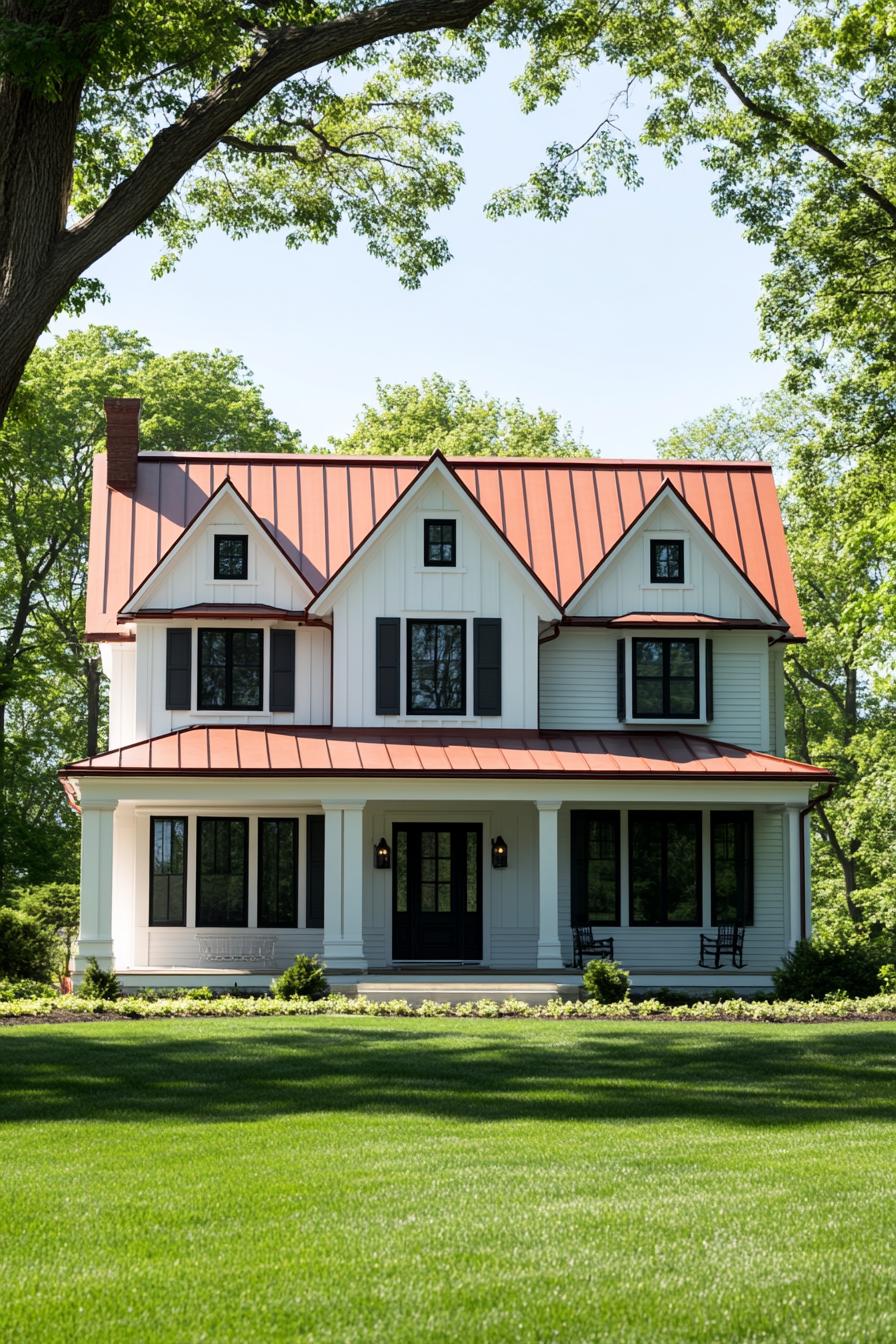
[[59, 726, 833, 783]]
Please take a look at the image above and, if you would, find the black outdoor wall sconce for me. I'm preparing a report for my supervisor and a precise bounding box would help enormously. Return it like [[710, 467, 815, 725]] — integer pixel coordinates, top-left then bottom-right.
[[491, 835, 508, 869], [374, 836, 391, 869]]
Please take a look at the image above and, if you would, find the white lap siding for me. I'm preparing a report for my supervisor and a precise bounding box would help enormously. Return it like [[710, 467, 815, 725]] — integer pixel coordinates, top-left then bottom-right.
[[540, 629, 770, 751]]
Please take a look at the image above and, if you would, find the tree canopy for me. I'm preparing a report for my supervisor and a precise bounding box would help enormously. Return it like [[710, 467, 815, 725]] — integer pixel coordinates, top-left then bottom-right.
[[328, 374, 588, 455], [0, 324, 298, 895]]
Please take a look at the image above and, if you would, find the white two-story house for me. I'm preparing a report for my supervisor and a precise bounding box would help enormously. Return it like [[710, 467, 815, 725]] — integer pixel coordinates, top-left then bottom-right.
[[60, 399, 833, 992]]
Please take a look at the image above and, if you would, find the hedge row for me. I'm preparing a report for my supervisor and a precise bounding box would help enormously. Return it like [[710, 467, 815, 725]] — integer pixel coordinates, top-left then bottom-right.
[[4, 992, 896, 1021]]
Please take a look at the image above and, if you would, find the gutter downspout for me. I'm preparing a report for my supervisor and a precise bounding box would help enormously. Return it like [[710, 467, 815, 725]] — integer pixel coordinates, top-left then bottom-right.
[[799, 782, 836, 939]]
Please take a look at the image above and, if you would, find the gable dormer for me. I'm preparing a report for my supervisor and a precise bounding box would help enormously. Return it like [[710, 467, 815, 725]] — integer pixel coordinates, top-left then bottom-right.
[[119, 478, 314, 620], [564, 481, 786, 628]]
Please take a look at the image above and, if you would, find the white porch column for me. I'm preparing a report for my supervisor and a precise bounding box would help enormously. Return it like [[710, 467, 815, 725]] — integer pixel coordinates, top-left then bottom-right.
[[536, 802, 564, 969], [785, 805, 802, 949], [74, 801, 116, 973], [322, 803, 367, 970]]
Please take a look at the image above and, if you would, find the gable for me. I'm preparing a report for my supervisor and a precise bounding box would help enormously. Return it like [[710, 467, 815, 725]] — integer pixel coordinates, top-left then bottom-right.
[[120, 481, 314, 616], [564, 486, 783, 624], [308, 453, 561, 618]]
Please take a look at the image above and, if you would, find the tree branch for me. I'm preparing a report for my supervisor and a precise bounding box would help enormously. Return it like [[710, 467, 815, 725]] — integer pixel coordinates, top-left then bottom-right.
[[711, 56, 896, 228], [56, 0, 492, 284]]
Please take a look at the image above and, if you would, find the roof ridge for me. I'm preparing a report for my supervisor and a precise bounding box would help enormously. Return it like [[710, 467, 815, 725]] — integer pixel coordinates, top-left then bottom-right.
[[131, 450, 774, 470]]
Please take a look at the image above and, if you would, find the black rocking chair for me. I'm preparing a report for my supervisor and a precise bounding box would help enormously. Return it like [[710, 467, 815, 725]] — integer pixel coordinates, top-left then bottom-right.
[[573, 928, 615, 969], [699, 924, 746, 969]]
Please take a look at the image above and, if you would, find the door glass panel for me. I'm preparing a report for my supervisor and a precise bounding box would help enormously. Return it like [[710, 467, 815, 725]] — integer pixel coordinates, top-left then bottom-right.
[[396, 831, 408, 912], [466, 831, 478, 913]]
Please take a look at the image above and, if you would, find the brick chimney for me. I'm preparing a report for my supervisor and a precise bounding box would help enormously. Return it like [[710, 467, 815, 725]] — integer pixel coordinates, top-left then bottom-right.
[[104, 397, 141, 491]]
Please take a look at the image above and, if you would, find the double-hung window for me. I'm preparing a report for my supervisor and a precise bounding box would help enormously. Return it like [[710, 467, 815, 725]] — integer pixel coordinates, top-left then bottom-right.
[[407, 620, 466, 713], [149, 817, 187, 926], [711, 812, 754, 925], [570, 812, 620, 925], [198, 629, 263, 710], [632, 638, 699, 718], [629, 813, 702, 925], [196, 817, 248, 926], [258, 818, 299, 928]]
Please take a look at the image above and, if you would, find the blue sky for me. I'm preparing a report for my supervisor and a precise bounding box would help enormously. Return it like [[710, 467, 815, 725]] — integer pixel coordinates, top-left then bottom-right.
[[53, 52, 781, 456]]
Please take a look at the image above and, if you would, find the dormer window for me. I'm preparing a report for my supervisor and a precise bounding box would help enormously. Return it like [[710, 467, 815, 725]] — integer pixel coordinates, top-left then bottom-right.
[[214, 534, 248, 580], [424, 519, 456, 568], [650, 539, 684, 583]]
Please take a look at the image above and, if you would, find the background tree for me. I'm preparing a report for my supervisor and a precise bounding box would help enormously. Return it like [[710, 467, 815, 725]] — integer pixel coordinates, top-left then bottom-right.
[[14, 883, 80, 979], [659, 386, 896, 943], [0, 324, 299, 894], [328, 373, 588, 456]]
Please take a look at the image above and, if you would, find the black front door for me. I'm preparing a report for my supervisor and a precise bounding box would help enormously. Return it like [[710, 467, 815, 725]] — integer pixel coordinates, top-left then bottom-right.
[[392, 824, 482, 961]]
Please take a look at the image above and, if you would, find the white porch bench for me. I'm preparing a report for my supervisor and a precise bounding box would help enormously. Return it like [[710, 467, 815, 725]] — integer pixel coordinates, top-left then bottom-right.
[[196, 935, 276, 964]]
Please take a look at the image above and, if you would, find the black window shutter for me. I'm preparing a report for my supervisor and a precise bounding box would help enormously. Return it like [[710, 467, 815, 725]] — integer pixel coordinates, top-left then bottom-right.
[[269, 629, 296, 712], [569, 811, 586, 925], [473, 618, 502, 716], [705, 639, 714, 720], [376, 618, 400, 715], [616, 640, 626, 721], [306, 814, 325, 928], [165, 629, 192, 710]]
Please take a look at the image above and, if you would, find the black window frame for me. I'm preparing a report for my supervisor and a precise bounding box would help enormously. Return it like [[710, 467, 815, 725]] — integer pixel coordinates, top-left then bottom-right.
[[196, 816, 249, 927], [632, 637, 701, 719], [257, 817, 299, 929], [710, 811, 754, 926], [149, 816, 188, 927], [214, 534, 248, 580], [423, 519, 457, 568], [650, 538, 685, 584], [406, 619, 467, 715], [628, 811, 703, 927], [570, 811, 621, 927], [197, 628, 264, 711]]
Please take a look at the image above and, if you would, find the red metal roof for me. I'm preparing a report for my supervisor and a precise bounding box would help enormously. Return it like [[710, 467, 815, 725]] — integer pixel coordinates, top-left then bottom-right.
[[60, 726, 831, 782], [86, 452, 804, 640]]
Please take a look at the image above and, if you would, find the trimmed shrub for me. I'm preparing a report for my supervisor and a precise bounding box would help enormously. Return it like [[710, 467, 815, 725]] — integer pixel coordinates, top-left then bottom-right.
[[0, 908, 57, 982], [183, 986, 214, 1001], [271, 954, 329, 1001], [582, 958, 630, 1004], [14, 883, 79, 977], [0, 977, 59, 1002], [772, 940, 880, 1001], [878, 964, 896, 994], [80, 957, 122, 1000]]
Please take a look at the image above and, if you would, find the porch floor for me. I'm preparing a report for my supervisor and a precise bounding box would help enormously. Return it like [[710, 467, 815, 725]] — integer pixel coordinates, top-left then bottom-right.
[[113, 963, 774, 1000]]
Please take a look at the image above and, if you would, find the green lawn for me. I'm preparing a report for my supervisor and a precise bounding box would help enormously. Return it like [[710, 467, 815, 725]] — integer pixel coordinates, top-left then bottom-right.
[[1, 1019, 895, 1344]]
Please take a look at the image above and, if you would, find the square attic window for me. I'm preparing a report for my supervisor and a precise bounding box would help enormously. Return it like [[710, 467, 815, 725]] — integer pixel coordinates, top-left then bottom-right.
[[424, 519, 456, 567], [650, 538, 684, 584], [214, 534, 248, 580]]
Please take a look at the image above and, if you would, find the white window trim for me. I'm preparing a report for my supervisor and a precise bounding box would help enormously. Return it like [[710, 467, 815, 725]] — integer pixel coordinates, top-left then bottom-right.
[[417, 508, 463, 573], [622, 631, 709, 725], [205, 524, 258, 588], [639, 529, 694, 592]]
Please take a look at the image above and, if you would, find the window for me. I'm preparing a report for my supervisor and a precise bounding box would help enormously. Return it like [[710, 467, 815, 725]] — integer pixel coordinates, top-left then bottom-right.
[[650, 538, 684, 583], [407, 620, 466, 713], [149, 817, 187, 926], [424, 519, 456, 567], [198, 629, 263, 710], [629, 813, 702, 925], [570, 812, 620, 925], [633, 638, 699, 718], [258, 818, 298, 928], [196, 817, 248, 926], [214, 534, 248, 580], [711, 812, 754, 925]]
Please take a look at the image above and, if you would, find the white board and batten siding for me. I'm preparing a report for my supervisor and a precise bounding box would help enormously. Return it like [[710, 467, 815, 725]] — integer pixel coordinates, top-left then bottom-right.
[[327, 474, 546, 728], [568, 494, 778, 625], [133, 621, 331, 742]]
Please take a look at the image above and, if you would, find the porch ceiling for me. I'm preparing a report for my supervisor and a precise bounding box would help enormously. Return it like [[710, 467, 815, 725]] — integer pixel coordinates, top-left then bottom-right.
[[60, 726, 833, 783]]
